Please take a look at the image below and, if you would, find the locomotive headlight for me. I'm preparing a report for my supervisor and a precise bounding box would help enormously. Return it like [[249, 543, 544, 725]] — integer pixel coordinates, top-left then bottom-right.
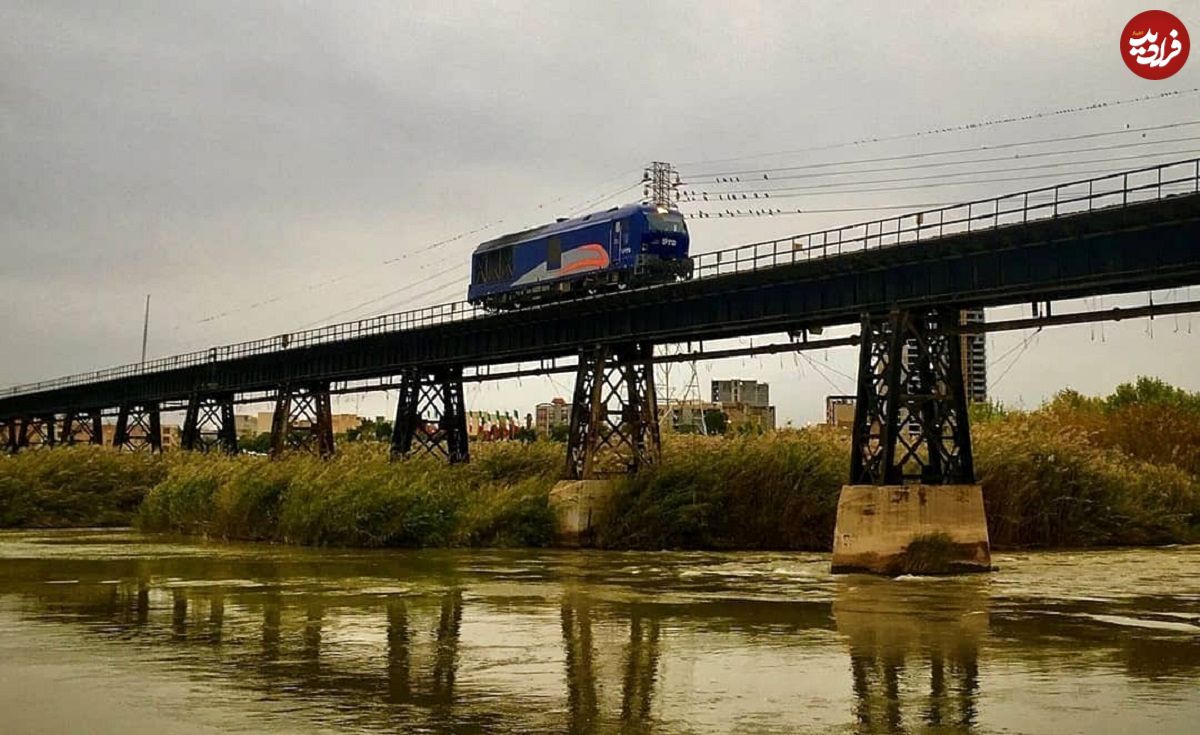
[[656, 206, 669, 214]]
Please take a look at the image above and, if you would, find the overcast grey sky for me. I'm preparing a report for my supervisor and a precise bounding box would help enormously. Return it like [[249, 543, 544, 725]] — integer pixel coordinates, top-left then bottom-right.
[[1, 1, 1197, 424]]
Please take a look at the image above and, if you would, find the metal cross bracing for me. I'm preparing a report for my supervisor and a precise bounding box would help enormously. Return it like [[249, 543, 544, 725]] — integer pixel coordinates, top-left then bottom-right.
[[269, 383, 334, 459], [113, 403, 163, 453], [181, 394, 238, 454], [62, 409, 103, 446], [13, 415, 57, 451], [390, 367, 469, 463], [566, 343, 661, 480], [3, 158, 1196, 407], [849, 308, 974, 486]]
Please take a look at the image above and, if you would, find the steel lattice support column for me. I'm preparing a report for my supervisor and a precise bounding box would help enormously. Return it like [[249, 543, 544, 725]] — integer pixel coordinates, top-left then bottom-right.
[[63, 410, 104, 446], [270, 382, 334, 458], [114, 403, 162, 452], [0, 419, 17, 454], [390, 367, 469, 463], [849, 308, 974, 485], [181, 394, 238, 454], [565, 343, 660, 480], [16, 415, 58, 450]]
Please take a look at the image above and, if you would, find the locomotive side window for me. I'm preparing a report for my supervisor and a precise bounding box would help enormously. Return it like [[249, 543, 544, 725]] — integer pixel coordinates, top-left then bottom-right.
[[547, 237, 561, 270], [501, 247, 513, 278], [478, 247, 514, 282]]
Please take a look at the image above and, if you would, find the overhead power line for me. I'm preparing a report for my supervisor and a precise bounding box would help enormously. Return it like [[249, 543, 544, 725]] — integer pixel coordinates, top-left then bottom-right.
[[681, 151, 1200, 205], [682, 132, 1200, 194], [294, 261, 466, 329], [682, 120, 1200, 181], [680, 148, 1199, 201], [185, 166, 646, 334], [684, 201, 960, 219], [679, 87, 1200, 169]]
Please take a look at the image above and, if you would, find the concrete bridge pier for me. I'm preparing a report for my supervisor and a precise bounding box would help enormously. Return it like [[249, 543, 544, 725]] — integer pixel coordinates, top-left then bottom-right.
[[832, 309, 991, 575]]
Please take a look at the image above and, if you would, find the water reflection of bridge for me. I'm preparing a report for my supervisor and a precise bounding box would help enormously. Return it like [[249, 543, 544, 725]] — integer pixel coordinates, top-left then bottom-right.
[[5, 563, 1198, 733]]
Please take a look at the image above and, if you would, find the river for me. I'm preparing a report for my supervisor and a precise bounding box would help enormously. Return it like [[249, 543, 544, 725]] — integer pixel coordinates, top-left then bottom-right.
[[0, 530, 1196, 734]]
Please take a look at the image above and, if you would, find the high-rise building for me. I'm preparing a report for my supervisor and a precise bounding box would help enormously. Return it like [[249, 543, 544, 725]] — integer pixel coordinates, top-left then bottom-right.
[[959, 308, 987, 404], [900, 310, 987, 404]]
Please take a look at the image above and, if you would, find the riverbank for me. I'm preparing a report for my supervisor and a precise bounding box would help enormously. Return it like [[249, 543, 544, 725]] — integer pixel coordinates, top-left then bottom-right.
[[2, 379, 1198, 550]]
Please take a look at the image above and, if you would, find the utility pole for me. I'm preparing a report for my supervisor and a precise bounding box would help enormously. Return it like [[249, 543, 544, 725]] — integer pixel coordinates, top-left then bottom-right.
[[141, 294, 150, 364], [642, 162, 680, 208]]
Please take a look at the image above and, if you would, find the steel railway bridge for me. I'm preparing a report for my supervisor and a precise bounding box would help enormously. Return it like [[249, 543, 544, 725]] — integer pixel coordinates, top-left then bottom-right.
[[3, 160, 1200, 486]]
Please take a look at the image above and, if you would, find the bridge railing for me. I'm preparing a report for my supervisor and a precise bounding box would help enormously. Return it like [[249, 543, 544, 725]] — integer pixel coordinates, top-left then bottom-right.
[[2, 158, 1197, 400], [689, 158, 1200, 278]]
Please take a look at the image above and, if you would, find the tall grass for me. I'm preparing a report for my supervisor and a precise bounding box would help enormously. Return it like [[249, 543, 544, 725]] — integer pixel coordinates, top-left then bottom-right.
[[138, 442, 561, 547], [0, 446, 166, 527], [3, 377, 1199, 550], [595, 429, 848, 549], [974, 401, 1200, 547]]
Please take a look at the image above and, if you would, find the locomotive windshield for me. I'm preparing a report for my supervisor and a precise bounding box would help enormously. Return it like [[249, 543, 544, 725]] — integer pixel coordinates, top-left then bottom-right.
[[646, 210, 687, 234]]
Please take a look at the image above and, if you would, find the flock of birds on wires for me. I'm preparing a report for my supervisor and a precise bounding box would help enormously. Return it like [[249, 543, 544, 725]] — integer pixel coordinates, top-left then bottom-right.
[[178, 87, 1199, 355]]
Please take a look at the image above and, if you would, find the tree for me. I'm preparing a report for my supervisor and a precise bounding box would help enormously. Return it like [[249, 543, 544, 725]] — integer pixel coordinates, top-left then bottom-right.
[[345, 417, 394, 443], [1106, 376, 1200, 413], [703, 409, 728, 435], [238, 432, 272, 454], [549, 424, 571, 442]]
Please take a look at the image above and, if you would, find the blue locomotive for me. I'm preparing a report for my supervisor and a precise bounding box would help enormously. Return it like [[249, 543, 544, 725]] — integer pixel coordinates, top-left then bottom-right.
[[467, 203, 691, 309]]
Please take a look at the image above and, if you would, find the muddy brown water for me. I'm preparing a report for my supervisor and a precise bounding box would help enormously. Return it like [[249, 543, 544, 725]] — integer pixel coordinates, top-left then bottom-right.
[[0, 529, 1196, 734]]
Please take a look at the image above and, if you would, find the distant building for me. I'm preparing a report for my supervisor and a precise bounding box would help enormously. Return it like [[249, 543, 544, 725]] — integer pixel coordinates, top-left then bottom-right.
[[711, 379, 776, 431], [826, 395, 856, 429], [234, 414, 259, 437], [536, 398, 572, 436], [467, 410, 528, 441], [98, 422, 180, 450], [960, 308, 987, 404], [712, 379, 770, 407], [331, 414, 361, 435], [659, 399, 719, 433]]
